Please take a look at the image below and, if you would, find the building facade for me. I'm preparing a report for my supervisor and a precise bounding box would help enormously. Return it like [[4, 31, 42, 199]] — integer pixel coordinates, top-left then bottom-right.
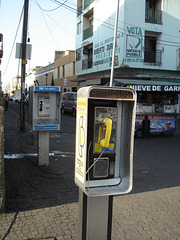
[[54, 51, 78, 92], [75, 0, 180, 86], [34, 51, 78, 92], [34, 63, 54, 86]]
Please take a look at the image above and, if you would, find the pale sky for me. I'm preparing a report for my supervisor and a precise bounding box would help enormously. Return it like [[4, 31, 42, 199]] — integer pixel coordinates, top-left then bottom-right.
[[0, 0, 77, 90]]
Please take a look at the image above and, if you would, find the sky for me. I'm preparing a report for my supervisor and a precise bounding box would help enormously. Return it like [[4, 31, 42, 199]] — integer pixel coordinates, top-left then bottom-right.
[[0, 0, 77, 91]]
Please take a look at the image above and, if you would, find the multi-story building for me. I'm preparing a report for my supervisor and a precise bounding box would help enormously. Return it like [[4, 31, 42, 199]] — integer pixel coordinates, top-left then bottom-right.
[[54, 50, 78, 92], [75, 0, 180, 85], [75, 0, 180, 132]]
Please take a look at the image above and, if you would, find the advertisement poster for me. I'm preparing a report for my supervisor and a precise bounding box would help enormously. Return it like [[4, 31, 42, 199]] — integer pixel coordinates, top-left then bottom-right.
[[126, 35, 142, 58], [135, 118, 175, 133]]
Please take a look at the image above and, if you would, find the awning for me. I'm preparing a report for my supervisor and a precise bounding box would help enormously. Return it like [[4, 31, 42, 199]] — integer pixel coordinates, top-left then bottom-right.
[[114, 79, 180, 92]]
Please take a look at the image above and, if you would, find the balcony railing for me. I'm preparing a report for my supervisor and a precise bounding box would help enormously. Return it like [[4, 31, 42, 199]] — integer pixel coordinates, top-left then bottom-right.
[[144, 50, 162, 64], [84, 0, 94, 9], [83, 25, 93, 40], [145, 8, 163, 24], [82, 58, 93, 70], [77, 5, 82, 17]]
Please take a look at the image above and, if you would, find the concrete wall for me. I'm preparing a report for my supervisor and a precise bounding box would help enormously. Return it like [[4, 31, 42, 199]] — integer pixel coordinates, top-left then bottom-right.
[[0, 106, 4, 213]]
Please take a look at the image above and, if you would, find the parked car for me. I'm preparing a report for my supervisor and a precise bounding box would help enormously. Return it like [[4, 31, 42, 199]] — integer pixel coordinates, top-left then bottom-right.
[[12, 95, 16, 102], [9, 95, 14, 101], [61, 92, 77, 116]]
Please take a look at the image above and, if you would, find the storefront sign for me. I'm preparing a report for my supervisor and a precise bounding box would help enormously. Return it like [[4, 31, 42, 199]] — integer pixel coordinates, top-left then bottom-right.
[[126, 84, 180, 92]]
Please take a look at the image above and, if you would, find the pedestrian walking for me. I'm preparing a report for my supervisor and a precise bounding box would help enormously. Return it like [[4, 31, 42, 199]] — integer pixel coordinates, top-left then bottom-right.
[[3, 94, 5, 109], [5, 94, 9, 111]]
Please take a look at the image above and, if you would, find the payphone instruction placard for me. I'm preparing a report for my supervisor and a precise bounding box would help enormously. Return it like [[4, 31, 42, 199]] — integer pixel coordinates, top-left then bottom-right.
[[38, 96, 50, 117], [75, 98, 87, 185]]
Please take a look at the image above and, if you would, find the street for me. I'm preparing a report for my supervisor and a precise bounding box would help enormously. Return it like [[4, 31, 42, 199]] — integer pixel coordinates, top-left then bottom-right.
[[1, 101, 180, 240]]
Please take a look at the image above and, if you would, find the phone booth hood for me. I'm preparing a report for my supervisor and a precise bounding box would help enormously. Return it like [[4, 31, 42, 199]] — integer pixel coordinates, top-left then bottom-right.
[[75, 86, 137, 197]]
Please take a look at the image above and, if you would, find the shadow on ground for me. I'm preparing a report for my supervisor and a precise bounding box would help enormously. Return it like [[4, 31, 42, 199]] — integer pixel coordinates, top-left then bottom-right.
[[5, 156, 78, 213], [4, 103, 180, 213]]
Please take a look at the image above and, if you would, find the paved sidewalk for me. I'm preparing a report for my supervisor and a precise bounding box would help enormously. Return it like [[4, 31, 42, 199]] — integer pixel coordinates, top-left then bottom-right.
[[1, 103, 180, 240]]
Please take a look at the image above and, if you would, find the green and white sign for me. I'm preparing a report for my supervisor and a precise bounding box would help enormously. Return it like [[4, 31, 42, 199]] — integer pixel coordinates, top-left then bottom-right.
[[125, 26, 143, 63]]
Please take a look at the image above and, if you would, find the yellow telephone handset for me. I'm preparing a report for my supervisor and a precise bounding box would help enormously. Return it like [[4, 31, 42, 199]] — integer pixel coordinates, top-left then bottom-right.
[[99, 118, 112, 148]]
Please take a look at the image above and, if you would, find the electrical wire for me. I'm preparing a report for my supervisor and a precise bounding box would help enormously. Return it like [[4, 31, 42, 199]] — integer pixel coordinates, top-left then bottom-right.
[[29, 0, 180, 68], [33, 0, 80, 44], [3, 5, 24, 76], [43, 0, 180, 48], [33, 0, 69, 12], [35, 0, 61, 49], [32, 0, 180, 49]]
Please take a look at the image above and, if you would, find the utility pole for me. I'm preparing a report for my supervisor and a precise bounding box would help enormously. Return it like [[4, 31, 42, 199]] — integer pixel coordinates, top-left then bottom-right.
[[20, 0, 29, 132], [110, 0, 120, 87]]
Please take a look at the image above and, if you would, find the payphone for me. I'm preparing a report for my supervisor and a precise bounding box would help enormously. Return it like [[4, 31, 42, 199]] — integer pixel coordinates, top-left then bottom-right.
[[33, 86, 61, 165], [33, 86, 61, 131], [75, 86, 136, 197]]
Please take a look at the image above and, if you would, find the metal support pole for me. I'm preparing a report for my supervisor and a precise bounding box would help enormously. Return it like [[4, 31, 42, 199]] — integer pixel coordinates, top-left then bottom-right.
[[110, 0, 120, 87], [78, 2, 120, 238], [38, 131, 49, 166], [20, 0, 29, 132], [78, 189, 113, 240]]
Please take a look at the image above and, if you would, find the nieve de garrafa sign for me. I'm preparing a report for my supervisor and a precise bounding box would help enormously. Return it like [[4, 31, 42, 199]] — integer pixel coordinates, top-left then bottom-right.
[[125, 84, 180, 92]]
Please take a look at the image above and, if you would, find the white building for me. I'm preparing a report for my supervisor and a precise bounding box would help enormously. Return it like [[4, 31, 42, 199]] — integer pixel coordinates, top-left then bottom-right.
[[75, 0, 180, 86]]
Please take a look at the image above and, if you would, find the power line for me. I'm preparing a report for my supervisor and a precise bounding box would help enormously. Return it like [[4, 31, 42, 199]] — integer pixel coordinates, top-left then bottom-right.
[[31, 0, 180, 56], [33, 0, 80, 45], [3, 5, 24, 76], [34, 0, 61, 49], [47, 0, 180, 48], [34, 0, 69, 12]]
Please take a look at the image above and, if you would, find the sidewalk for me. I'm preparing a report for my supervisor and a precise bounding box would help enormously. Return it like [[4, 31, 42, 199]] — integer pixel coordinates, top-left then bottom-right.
[[1, 104, 180, 240]]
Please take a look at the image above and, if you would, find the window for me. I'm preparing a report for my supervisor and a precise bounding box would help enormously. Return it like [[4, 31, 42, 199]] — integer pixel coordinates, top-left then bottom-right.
[[177, 48, 180, 70], [144, 35, 162, 64], [76, 49, 81, 61], [73, 62, 75, 75], [77, 0, 82, 16], [58, 67, 60, 78], [84, 0, 94, 9], [145, 0, 162, 24], [62, 65, 65, 77], [83, 9, 94, 40], [77, 21, 82, 35], [82, 44, 93, 70]]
